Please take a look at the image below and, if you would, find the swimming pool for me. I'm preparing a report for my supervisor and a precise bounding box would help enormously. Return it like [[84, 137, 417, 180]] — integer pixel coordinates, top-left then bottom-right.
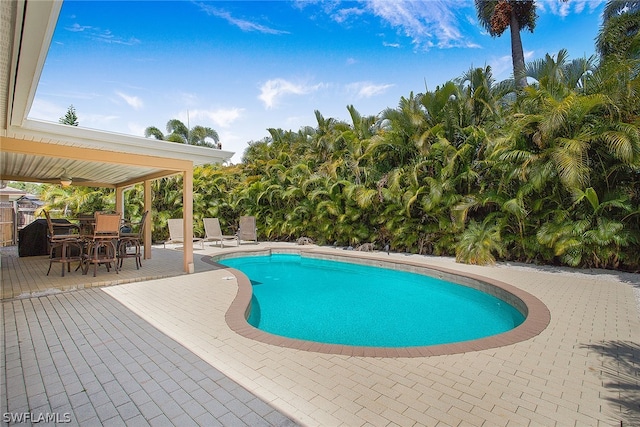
[[220, 253, 526, 348]]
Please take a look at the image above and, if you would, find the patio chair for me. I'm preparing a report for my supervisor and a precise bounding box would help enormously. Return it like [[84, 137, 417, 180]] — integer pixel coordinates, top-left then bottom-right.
[[164, 218, 203, 249], [44, 210, 83, 277], [237, 215, 258, 245], [77, 213, 95, 236], [82, 212, 121, 277], [203, 218, 237, 248], [118, 210, 148, 269]]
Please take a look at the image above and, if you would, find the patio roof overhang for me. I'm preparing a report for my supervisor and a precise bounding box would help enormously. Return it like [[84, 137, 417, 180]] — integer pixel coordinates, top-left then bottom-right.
[[1, 0, 234, 273], [1, 119, 233, 188]]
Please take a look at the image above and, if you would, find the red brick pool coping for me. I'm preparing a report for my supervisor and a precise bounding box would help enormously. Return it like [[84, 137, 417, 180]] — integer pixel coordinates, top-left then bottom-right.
[[211, 248, 551, 358]]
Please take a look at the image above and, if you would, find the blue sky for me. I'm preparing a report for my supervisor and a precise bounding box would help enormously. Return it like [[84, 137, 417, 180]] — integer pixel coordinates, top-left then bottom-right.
[[32, 0, 605, 163]]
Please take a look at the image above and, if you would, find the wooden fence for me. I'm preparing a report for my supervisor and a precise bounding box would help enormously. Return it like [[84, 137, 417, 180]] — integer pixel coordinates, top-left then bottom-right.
[[0, 202, 15, 246]]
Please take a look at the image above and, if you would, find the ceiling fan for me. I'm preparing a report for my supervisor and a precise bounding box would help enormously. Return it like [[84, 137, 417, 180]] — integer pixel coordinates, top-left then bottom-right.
[[57, 169, 96, 187], [28, 169, 92, 186], [60, 169, 73, 187]]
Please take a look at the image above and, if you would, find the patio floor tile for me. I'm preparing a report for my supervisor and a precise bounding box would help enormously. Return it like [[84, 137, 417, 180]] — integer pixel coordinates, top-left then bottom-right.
[[2, 243, 639, 425]]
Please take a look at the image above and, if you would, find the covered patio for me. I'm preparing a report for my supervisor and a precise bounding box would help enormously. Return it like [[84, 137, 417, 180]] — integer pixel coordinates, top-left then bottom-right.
[[1, 0, 233, 274]]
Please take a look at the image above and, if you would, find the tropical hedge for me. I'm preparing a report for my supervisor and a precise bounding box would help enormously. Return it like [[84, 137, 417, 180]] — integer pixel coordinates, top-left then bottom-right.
[[110, 48, 638, 271], [40, 4, 640, 270]]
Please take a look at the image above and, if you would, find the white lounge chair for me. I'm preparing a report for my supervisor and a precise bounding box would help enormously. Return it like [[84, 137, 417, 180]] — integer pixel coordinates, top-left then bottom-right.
[[203, 218, 237, 247], [237, 215, 258, 245], [164, 218, 203, 249]]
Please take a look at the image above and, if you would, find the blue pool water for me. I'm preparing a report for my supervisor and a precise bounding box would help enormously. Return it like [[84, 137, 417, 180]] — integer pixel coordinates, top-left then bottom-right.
[[220, 254, 524, 347]]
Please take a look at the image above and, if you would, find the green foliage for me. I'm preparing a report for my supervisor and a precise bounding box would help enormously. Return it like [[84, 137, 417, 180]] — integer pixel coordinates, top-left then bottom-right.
[[144, 119, 220, 148], [597, 1, 640, 60], [49, 35, 640, 271], [456, 219, 504, 265], [5, 182, 43, 195], [59, 105, 79, 126], [475, 0, 538, 89], [39, 185, 114, 217]]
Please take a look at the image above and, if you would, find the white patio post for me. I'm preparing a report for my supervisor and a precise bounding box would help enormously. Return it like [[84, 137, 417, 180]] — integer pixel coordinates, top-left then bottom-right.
[[183, 168, 194, 273]]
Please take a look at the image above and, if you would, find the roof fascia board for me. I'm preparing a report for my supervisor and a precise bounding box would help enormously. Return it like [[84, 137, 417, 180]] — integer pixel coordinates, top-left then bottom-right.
[[17, 119, 234, 165], [117, 170, 183, 188], [10, 0, 61, 127], [1, 136, 194, 171], [4, 0, 22, 130]]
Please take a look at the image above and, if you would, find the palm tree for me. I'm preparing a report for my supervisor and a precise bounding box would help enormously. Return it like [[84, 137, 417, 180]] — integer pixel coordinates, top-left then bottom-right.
[[144, 119, 220, 148], [189, 125, 220, 147], [597, 0, 640, 60], [40, 185, 114, 217], [455, 65, 516, 127], [526, 49, 596, 97], [475, 0, 538, 89], [456, 219, 505, 265]]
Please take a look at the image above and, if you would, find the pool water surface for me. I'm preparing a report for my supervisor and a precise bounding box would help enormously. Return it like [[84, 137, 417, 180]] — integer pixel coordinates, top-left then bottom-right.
[[220, 254, 525, 347]]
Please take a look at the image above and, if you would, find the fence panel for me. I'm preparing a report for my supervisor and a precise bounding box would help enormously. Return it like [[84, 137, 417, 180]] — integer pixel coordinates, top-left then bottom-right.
[[0, 202, 15, 246]]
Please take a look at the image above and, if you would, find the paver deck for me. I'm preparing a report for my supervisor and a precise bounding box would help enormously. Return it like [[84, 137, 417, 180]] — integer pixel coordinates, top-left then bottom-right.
[[2, 243, 639, 426]]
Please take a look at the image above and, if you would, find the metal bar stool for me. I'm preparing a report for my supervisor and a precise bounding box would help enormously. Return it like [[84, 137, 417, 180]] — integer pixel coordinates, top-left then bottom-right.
[[118, 211, 148, 270], [44, 210, 82, 277], [82, 212, 121, 277]]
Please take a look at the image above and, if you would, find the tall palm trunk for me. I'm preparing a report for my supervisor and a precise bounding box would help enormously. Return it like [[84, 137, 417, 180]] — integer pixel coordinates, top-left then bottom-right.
[[510, 10, 527, 89]]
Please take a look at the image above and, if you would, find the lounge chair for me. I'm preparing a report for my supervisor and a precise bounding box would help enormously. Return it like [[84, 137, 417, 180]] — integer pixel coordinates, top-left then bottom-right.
[[164, 218, 203, 249], [203, 218, 237, 248], [237, 215, 258, 245]]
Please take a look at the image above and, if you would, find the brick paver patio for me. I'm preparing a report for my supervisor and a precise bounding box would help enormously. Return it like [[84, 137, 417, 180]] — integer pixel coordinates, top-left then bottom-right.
[[2, 243, 639, 426]]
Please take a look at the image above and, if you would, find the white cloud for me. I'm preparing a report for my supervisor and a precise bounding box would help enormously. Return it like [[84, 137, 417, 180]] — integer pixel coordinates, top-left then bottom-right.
[[116, 91, 143, 110], [167, 108, 244, 137], [364, 0, 468, 49], [189, 107, 245, 129], [29, 98, 120, 128], [294, 0, 471, 49], [66, 23, 92, 32], [331, 7, 366, 23], [488, 50, 535, 80], [538, 0, 601, 17], [65, 22, 140, 45], [258, 79, 325, 109], [552, 0, 571, 17], [176, 91, 199, 107], [28, 99, 67, 122], [281, 0, 478, 50], [126, 122, 147, 137], [197, 3, 290, 35], [382, 41, 401, 48], [346, 57, 358, 65], [346, 81, 395, 98], [285, 115, 308, 127], [82, 113, 120, 127], [488, 54, 513, 80]]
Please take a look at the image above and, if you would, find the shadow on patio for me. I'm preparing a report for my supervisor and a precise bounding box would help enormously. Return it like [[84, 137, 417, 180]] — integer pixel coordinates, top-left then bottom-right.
[[582, 340, 640, 426], [0, 245, 222, 300]]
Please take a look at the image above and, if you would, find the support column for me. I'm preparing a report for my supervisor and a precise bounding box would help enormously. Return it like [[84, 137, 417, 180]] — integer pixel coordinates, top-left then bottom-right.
[[183, 168, 194, 273], [115, 186, 124, 218], [144, 180, 152, 260]]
